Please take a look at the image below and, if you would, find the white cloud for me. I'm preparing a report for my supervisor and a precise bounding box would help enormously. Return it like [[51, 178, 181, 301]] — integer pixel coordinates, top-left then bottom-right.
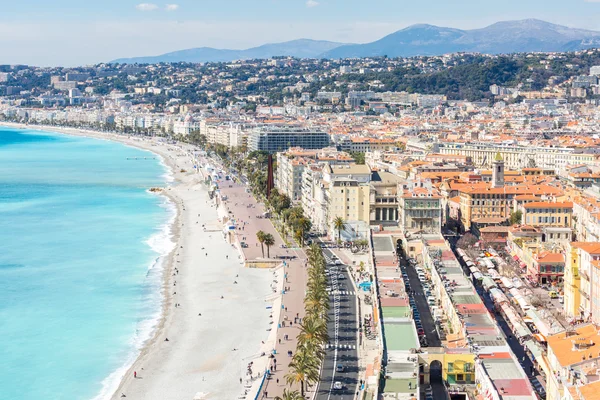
[[136, 3, 159, 11], [306, 0, 319, 7], [165, 4, 179, 11]]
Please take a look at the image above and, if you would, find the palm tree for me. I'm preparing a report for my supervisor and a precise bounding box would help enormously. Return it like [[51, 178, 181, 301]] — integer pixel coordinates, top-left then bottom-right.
[[256, 230, 266, 257], [298, 316, 329, 347], [264, 233, 275, 258], [294, 229, 304, 247], [333, 216, 345, 243], [285, 346, 320, 396], [274, 389, 304, 400]]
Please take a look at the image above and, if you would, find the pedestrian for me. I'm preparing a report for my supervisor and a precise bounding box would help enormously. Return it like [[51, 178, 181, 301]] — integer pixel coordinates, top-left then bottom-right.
[[276, 378, 279, 384], [240, 377, 242, 384], [278, 338, 281, 344], [134, 371, 137, 379]]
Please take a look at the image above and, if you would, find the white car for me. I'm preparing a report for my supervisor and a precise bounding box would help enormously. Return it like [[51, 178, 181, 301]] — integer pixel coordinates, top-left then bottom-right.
[[333, 381, 343, 390], [335, 259, 343, 265]]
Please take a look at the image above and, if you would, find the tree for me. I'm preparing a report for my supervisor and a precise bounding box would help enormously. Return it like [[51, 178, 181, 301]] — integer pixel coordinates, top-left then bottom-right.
[[298, 316, 329, 347], [274, 389, 304, 400], [509, 210, 522, 225], [256, 230, 267, 257], [333, 217, 345, 243], [264, 233, 275, 258], [350, 151, 366, 164], [285, 346, 320, 396], [456, 232, 478, 250]]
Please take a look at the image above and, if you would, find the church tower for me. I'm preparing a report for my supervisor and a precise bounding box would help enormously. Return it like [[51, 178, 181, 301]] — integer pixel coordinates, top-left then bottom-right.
[[491, 152, 505, 188]]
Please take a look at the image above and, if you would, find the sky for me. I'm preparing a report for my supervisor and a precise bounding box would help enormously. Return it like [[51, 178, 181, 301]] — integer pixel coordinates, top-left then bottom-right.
[[2, 0, 600, 66]]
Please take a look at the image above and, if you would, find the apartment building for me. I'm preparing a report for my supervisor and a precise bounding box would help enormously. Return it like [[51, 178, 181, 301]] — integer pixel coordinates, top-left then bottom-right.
[[545, 324, 600, 400], [398, 182, 442, 234], [438, 142, 595, 171], [521, 202, 573, 228], [275, 147, 353, 202], [276, 154, 307, 201], [247, 126, 330, 153], [564, 242, 600, 321], [338, 137, 397, 153], [300, 165, 328, 234], [324, 164, 371, 238]]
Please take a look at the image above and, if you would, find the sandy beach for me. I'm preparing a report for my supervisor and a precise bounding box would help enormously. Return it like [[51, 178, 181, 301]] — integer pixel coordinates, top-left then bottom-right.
[[1, 123, 277, 400]]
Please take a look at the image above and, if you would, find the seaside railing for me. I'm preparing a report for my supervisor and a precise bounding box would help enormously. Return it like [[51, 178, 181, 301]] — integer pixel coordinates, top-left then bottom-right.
[[252, 371, 267, 400]]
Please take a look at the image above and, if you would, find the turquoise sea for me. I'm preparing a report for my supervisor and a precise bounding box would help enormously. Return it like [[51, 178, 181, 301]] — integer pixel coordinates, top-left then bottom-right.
[[0, 128, 175, 399]]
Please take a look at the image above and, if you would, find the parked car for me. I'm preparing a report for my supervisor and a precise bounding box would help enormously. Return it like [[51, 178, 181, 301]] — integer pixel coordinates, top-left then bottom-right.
[[417, 328, 425, 336], [333, 381, 343, 390], [336, 364, 344, 372]]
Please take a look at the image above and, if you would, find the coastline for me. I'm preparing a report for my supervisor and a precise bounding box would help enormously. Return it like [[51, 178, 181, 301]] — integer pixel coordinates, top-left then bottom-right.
[[0, 122, 276, 400]]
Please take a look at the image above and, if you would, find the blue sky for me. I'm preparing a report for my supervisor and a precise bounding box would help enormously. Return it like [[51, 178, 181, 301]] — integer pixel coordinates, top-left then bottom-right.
[[2, 0, 600, 66]]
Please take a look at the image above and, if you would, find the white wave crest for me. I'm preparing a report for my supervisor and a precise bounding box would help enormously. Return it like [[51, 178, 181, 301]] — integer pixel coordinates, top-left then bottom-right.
[[90, 195, 177, 400]]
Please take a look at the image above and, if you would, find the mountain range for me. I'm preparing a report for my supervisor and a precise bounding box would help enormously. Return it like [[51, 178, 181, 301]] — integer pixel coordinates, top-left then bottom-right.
[[111, 19, 600, 64], [111, 39, 345, 64]]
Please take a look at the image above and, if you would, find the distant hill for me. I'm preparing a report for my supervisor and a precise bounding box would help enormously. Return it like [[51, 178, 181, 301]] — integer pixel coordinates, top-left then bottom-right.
[[111, 39, 346, 64], [320, 19, 600, 58], [111, 19, 600, 65]]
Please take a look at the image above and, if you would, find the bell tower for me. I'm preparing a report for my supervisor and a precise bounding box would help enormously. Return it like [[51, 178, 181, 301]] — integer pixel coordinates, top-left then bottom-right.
[[491, 152, 505, 188]]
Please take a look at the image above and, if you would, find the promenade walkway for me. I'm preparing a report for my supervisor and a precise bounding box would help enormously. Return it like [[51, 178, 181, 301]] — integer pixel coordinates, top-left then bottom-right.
[[216, 180, 309, 399]]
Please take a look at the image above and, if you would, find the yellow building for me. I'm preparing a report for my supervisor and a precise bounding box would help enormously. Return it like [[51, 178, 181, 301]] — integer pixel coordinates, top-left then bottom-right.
[[521, 201, 573, 227], [327, 179, 371, 226], [564, 243, 582, 319], [459, 183, 563, 230], [564, 243, 600, 321]]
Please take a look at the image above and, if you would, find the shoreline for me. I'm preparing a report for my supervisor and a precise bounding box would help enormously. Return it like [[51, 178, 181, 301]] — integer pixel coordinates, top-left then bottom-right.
[[1, 122, 277, 400]]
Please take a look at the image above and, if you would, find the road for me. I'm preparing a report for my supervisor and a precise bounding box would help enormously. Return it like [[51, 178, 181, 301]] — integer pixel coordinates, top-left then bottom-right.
[[397, 242, 447, 400], [398, 250, 441, 348], [315, 246, 359, 399]]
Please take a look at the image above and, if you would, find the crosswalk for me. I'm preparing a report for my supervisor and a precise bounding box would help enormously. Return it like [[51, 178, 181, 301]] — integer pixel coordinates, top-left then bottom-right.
[[325, 343, 357, 350], [326, 289, 356, 296]]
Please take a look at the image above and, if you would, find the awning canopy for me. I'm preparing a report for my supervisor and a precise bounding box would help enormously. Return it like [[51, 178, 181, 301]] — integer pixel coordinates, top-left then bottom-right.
[[533, 333, 547, 342], [482, 276, 497, 291]]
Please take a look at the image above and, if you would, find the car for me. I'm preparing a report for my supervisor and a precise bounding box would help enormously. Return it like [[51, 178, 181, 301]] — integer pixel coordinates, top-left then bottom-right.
[[336, 364, 344, 372], [333, 381, 343, 390], [240, 241, 248, 248], [335, 260, 343, 265], [417, 328, 425, 336]]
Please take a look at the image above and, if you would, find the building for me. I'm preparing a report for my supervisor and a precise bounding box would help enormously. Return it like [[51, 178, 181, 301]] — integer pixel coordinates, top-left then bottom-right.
[[545, 324, 600, 400], [65, 72, 90, 82], [324, 164, 372, 239], [247, 126, 330, 153], [275, 147, 353, 202], [54, 81, 77, 91], [521, 202, 573, 228], [491, 152, 505, 188], [398, 181, 442, 234], [564, 242, 600, 321], [338, 137, 397, 153], [458, 182, 563, 230], [438, 142, 595, 171]]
